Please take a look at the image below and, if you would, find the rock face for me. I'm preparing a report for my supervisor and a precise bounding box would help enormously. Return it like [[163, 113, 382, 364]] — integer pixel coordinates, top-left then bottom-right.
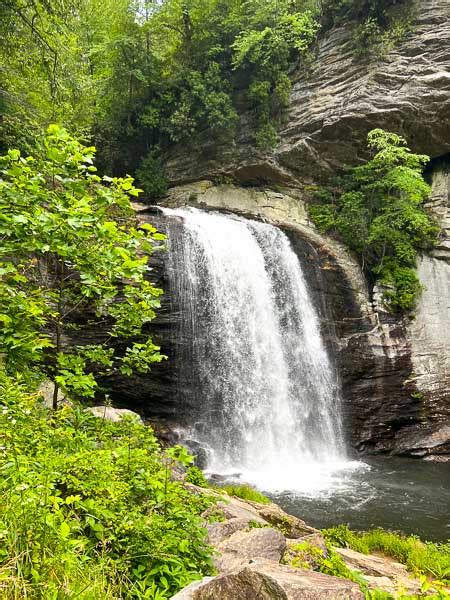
[[120, 180, 448, 458], [98, 0, 450, 458], [165, 0, 450, 186]]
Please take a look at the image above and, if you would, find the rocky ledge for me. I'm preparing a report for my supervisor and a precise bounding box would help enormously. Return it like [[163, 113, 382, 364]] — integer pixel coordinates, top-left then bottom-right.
[[172, 490, 430, 599]]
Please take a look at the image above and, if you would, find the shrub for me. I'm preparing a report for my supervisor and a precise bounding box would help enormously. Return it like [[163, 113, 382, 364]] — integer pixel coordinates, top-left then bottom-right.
[[0, 371, 214, 599], [185, 466, 209, 488], [308, 129, 437, 312]]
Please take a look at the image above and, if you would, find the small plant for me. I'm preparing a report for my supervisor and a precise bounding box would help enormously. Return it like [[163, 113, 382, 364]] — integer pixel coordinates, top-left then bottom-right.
[[186, 466, 208, 488]]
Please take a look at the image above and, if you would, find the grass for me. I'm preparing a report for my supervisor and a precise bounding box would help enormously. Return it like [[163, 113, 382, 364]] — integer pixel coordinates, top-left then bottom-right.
[[214, 483, 271, 504], [322, 525, 450, 584]]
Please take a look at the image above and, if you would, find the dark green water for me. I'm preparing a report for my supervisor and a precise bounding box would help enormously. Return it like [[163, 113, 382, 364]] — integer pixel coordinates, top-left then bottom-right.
[[271, 457, 450, 542]]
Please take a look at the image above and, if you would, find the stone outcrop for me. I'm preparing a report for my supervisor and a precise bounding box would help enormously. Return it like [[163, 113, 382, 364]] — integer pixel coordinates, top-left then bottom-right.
[[169, 492, 426, 599], [165, 0, 450, 187], [334, 547, 422, 595], [172, 493, 365, 600], [172, 561, 364, 600], [215, 527, 287, 574]]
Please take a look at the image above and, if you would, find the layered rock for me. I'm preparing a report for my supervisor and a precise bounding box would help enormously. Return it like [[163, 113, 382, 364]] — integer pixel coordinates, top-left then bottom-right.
[[123, 181, 447, 457], [165, 0, 450, 186]]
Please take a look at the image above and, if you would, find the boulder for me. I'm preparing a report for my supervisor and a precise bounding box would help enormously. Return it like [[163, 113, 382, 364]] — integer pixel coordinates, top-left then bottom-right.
[[203, 498, 266, 525], [256, 503, 318, 538], [170, 577, 216, 600], [215, 527, 286, 574], [334, 547, 422, 595], [87, 405, 143, 423], [246, 559, 364, 599], [206, 517, 252, 546], [192, 568, 288, 600]]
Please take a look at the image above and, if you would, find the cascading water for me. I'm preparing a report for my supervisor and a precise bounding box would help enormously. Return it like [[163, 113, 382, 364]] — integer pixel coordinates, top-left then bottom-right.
[[163, 207, 358, 493]]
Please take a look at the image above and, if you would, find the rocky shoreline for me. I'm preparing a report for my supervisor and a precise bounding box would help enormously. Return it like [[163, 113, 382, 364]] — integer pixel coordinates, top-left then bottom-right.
[[173, 486, 432, 600]]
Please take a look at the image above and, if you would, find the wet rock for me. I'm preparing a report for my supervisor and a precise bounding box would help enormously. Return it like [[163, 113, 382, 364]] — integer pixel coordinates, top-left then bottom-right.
[[87, 405, 143, 423], [182, 439, 210, 469], [215, 527, 286, 574], [393, 424, 450, 457], [424, 454, 450, 463]]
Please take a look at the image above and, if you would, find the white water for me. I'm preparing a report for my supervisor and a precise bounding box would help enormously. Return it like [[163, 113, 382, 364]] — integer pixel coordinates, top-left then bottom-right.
[[163, 207, 362, 493]]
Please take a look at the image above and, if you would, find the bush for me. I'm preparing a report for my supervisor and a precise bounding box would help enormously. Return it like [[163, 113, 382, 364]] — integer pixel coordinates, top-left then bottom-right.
[[136, 150, 168, 200], [0, 371, 214, 599]]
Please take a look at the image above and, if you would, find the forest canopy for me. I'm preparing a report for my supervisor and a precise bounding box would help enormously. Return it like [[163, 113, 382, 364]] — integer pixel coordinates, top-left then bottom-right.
[[1, 0, 406, 193]]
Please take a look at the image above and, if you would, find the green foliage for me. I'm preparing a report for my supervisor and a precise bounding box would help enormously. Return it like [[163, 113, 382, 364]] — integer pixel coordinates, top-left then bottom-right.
[[186, 467, 209, 488], [136, 150, 168, 200], [308, 129, 437, 312], [322, 525, 450, 584], [0, 125, 166, 407], [318, 0, 411, 58], [0, 370, 214, 599], [216, 483, 271, 504]]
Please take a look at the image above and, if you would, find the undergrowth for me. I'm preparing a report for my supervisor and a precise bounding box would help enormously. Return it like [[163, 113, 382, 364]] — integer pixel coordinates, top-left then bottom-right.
[[323, 524, 450, 584], [290, 536, 450, 599], [0, 371, 215, 599]]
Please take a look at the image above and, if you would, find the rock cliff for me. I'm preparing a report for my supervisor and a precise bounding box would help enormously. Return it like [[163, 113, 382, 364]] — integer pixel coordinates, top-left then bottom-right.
[[165, 0, 450, 187], [108, 0, 450, 458]]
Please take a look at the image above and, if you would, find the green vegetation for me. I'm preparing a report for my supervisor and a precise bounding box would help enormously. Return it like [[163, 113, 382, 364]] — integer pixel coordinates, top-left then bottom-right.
[[185, 466, 209, 488], [216, 482, 271, 504], [1, 0, 407, 196], [289, 533, 450, 599], [0, 370, 214, 599], [323, 525, 450, 584], [320, 0, 411, 57], [0, 125, 165, 407], [309, 129, 437, 312]]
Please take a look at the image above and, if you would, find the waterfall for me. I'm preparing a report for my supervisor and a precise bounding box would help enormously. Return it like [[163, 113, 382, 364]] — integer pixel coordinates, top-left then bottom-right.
[[163, 207, 350, 492]]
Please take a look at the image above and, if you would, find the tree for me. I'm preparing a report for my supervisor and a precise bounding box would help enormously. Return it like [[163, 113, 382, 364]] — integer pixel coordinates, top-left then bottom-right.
[[309, 129, 437, 311], [0, 124, 165, 408]]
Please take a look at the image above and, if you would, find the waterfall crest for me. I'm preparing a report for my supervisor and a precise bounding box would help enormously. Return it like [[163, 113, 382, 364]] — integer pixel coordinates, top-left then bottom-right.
[[163, 207, 349, 492]]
